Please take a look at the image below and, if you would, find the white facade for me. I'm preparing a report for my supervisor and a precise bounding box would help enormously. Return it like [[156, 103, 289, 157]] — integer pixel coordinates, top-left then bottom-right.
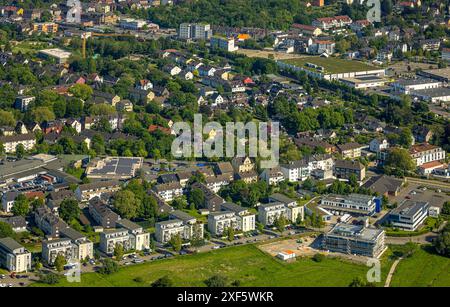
[[369, 138, 389, 153], [208, 211, 239, 236], [210, 36, 238, 52]]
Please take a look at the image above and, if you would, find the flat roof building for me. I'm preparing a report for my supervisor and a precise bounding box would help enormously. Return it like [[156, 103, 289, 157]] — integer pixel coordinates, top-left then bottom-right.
[[0, 237, 31, 272], [389, 200, 429, 231], [38, 48, 72, 64], [322, 223, 386, 258]]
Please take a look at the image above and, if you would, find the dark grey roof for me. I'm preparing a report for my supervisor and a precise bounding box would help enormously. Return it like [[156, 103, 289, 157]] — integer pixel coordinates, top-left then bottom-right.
[[0, 237, 23, 252], [390, 200, 429, 218], [60, 227, 85, 241]]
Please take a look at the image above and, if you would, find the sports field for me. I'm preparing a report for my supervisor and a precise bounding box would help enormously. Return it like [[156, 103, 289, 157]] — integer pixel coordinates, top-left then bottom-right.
[[282, 56, 376, 74]]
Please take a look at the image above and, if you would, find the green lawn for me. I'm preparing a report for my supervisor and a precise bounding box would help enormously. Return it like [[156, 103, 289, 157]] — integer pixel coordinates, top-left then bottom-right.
[[390, 246, 450, 287], [31, 244, 381, 287], [282, 56, 376, 74]]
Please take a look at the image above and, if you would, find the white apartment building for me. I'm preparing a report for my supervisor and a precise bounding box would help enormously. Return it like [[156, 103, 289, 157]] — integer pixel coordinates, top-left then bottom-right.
[[0, 134, 36, 153], [280, 160, 310, 182], [320, 194, 377, 216], [409, 143, 446, 167], [258, 202, 288, 226], [0, 237, 32, 272], [60, 228, 94, 261], [210, 36, 238, 52], [179, 23, 212, 40], [369, 138, 389, 153], [99, 229, 131, 255], [268, 193, 304, 223], [208, 211, 239, 236], [42, 238, 75, 265], [75, 181, 121, 202], [116, 219, 150, 251], [221, 202, 256, 233], [155, 211, 204, 243], [152, 182, 183, 202], [119, 18, 147, 30]]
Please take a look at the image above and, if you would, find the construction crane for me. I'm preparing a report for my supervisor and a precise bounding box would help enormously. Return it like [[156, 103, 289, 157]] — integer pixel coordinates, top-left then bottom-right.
[[81, 32, 138, 59]]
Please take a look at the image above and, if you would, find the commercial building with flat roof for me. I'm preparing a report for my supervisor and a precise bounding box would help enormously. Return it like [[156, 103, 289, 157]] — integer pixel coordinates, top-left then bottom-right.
[[322, 223, 386, 258], [85, 157, 143, 180], [388, 200, 429, 231], [38, 48, 72, 64], [339, 75, 387, 89], [320, 193, 376, 216]]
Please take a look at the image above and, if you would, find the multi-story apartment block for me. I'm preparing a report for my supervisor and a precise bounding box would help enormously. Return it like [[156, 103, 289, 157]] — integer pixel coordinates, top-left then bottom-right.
[[334, 160, 366, 181], [0, 134, 36, 153], [336, 143, 365, 159], [208, 211, 239, 236], [320, 194, 377, 216], [205, 175, 230, 193], [155, 210, 204, 243], [42, 238, 75, 265], [409, 143, 446, 167], [388, 200, 429, 231], [116, 219, 150, 251], [75, 181, 121, 202], [0, 237, 31, 272], [179, 23, 212, 40], [280, 160, 310, 182], [258, 202, 287, 226], [88, 197, 121, 228], [210, 36, 238, 52], [268, 193, 304, 223], [60, 228, 94, 261], [99, 229, 131, 255], [312, 15, 352, 30], [190, 182, 225, 212], [369, 138, 389, 153], [1, 191, 19, 213], [221, 202, 256, 233], [152, 182, 183, 202], [34, 206, 68, 237], [14, 95, 35, 112], [260, 167, 285, 185], [32, 22, 59, 34], [322, 223, 385, 258]]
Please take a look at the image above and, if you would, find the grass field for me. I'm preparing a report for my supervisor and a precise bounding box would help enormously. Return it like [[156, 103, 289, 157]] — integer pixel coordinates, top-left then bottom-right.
[[31, 244, 383, 287], [282, 56, 376, 74], [29, 243, 450, 287], [390, 246, 450, 287]]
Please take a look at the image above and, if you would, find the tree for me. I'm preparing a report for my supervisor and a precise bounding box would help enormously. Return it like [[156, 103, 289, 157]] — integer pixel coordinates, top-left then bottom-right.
[[54, 254, 66, 272], [15, 144, 25, 159], [274, 215, 287, 233], [225, 226, 235, 242], [0, 110, 15, 126], [312, 253, 325, 262], [442, 202, 450, 215], [403, 242, 419, 258], [385, 148, 415, 173], [31, 106, 55, 123], [151, 275, 173, 287], [114, 244, 124, 261], [0, 221, 14, 238], [434, 224, 450, 257], [188, 188, 205, 209], [169, 233, 182, 252], [69, 84, 93, 101], [348, 277, 375, 287], [59, 198, 80, 222], [98, 258, 119, 275], [204, 274, 228, 287], [113, 190, 140, 219], [12, 194, 30, 216], [39, 272, 60, 285]]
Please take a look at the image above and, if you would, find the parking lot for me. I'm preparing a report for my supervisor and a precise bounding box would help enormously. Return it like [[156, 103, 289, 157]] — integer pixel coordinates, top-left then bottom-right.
[[392, 184, 450, 210]]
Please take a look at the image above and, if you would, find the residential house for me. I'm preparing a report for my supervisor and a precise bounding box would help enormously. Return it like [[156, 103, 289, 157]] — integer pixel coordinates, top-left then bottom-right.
[[99, 229, 131, 255], [409, 143, 445, 166], [152, 182, 183, 202], [60, 227, 94, 261], [116, 219, 150, 251], [337, 142, 365, 159], [369, 138, 389, 153], [260, 167, 285, 185]]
